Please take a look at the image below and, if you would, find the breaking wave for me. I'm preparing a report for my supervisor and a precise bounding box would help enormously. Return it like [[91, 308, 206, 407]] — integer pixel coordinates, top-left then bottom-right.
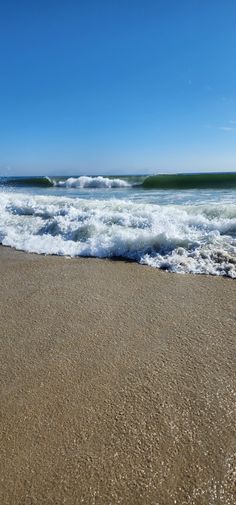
[[54, 176, 131, 188], [2, 172, 236, 190], [0, 175, 131, 189], [0, 192, 235, 277]]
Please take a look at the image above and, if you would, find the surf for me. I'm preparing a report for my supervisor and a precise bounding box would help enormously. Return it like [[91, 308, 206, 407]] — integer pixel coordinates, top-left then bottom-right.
[[54, 176, 131, 188], [2, 173, 236, 190], [0, 191, 235, 278]]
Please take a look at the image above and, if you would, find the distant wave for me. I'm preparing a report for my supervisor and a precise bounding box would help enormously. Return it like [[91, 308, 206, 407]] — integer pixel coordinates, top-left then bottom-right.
[[54, 176, 131, 188], [143, 173, 236, 189], [1, 172, 236, 190], [1, 175, 131, 189], [0, 192, 235, 277], [1, 176, 54, 187]]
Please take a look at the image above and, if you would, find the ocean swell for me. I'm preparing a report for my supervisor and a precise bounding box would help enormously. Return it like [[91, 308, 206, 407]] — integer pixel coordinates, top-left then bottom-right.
[[2, 173, 236, 190], [0, 192, 235, 278], [143, 172, 236, 189]]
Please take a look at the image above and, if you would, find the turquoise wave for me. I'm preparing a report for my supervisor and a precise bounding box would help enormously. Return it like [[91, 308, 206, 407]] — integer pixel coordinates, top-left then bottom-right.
[[142, 173, 236, 189], [1, 176, 54, 187]]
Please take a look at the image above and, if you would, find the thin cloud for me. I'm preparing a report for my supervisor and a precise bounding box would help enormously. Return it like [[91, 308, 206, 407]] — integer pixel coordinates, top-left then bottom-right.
[[204, 121, 236, 132], [218, 126, 236, 131]]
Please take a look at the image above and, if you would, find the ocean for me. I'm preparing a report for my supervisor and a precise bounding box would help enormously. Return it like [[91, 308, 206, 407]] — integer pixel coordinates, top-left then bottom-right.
[[0, 173, 236, 278]]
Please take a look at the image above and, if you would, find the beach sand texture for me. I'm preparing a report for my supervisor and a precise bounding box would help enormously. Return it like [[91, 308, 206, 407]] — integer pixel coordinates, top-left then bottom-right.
[[0, 246, 235, 505]]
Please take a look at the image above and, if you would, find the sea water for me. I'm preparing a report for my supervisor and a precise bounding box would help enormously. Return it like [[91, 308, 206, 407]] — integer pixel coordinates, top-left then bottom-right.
[[0, 174, 235, 278]]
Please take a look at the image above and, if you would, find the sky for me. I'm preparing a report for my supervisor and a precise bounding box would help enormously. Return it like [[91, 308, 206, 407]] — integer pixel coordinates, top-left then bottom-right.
[[0, 0, 236, 175]]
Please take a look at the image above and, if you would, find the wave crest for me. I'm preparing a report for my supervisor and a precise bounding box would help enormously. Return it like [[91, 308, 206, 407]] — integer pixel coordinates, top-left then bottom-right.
[[55, 176, 131, 189], [143, 172, 236, 189]]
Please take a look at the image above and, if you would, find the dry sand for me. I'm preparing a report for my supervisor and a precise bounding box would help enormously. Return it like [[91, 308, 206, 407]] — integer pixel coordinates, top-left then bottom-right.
[[0, 245, 235, 505]]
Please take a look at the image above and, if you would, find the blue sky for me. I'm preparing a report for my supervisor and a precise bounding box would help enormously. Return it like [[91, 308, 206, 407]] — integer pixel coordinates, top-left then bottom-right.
[[0, 0, 236, 175]]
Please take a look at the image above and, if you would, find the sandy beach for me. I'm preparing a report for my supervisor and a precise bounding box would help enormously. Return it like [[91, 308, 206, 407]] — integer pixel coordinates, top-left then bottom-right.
[[0, 245, 235, 505]]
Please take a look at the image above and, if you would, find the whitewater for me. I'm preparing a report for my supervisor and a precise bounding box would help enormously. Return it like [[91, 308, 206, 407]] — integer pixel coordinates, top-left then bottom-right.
[[0, 175, 236, 278]]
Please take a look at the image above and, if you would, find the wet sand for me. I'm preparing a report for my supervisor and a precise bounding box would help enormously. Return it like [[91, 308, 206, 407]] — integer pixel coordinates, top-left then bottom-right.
[[0, 246, 235, 505]]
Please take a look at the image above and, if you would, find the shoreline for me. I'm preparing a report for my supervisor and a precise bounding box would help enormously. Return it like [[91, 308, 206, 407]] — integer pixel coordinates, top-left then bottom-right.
[[0, 243, 235, 280], [0, 246, 235, 504]]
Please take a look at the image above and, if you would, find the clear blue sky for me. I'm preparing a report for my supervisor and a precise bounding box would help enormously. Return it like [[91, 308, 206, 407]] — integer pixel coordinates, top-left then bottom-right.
[[1, 0, 236, 175]]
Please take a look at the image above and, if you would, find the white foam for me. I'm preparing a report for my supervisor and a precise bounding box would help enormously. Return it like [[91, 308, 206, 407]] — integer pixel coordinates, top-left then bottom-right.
[[55, 176, 130, 188], [0, 192, 235, 277]]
